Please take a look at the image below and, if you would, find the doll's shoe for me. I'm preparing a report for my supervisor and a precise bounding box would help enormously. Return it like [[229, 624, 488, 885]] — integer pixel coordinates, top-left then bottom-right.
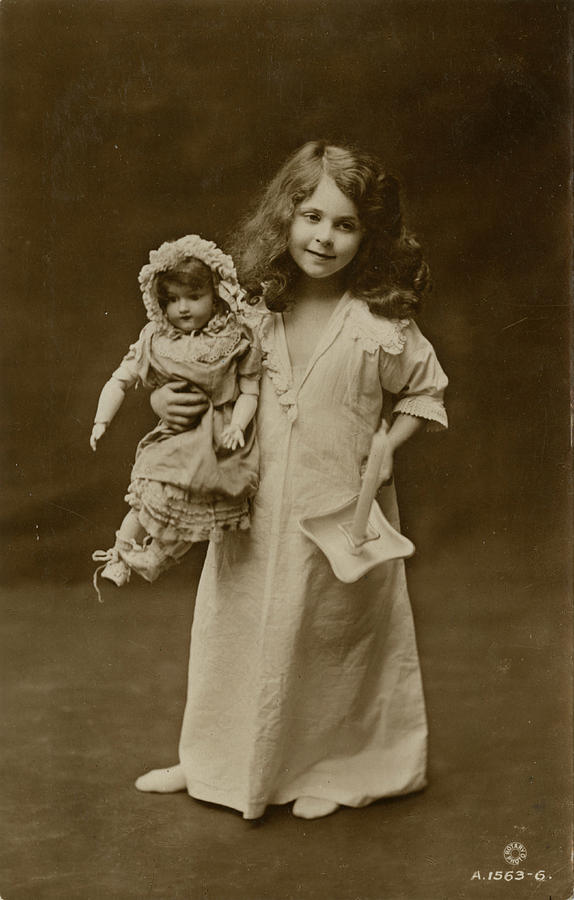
[[92, 548, 131, 585], [119, 537, 191, 583], [92, 548, 131, 601], [118, 540, 174, 583]]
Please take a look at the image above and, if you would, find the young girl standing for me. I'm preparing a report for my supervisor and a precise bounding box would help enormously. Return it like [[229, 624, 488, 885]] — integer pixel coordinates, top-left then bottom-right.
[[135, 142, 448, 820]]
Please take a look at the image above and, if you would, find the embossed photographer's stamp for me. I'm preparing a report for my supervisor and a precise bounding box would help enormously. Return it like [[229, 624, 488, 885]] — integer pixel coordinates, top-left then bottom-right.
[[504, 842, 528, 866]]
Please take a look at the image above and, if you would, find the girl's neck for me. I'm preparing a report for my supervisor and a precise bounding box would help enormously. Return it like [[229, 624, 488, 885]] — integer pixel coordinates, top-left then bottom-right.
[[290, 272, 348, 307]]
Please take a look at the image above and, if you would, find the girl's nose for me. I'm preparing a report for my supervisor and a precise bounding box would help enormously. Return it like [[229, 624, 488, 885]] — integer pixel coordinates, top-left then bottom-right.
[[315, 225, 333, 245]]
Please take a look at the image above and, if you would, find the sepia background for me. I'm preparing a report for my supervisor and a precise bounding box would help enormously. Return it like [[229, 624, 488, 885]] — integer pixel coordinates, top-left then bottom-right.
[[1, 1, 572, 898]]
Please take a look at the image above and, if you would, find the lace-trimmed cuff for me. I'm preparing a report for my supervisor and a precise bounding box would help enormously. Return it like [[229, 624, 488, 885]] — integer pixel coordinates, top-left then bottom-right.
[[393, 396, 448, 431]]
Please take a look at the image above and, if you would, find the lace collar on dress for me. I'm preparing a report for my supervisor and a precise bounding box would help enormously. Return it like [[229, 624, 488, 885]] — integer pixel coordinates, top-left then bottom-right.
[[345, 300, 410, 355], [152, 313, 244, 364], [248, 296, 410, 421]]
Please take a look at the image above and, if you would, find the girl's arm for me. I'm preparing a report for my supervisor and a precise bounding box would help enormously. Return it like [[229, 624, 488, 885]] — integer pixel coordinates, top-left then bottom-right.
[[376, 321, 448, 484], [220, 393, 258, 451], [373, 414, 424, 486], [90, 379, 127, 451]]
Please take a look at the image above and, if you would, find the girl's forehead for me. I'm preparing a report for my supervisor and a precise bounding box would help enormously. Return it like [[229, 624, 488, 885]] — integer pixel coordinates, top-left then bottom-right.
[[302, 175, 359, 218]]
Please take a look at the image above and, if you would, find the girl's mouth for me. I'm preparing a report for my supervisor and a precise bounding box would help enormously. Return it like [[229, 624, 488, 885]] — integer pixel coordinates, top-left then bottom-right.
[[306, 249, 336, 260]]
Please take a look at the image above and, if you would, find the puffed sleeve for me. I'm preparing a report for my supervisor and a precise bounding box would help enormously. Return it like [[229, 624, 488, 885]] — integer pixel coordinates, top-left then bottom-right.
[[109, 325, 151, 391], [379, 320, 448, 430], [237, 323, 263, 396]]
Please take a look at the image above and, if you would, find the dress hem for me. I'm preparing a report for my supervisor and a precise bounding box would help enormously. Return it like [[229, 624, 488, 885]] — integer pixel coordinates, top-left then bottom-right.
[[183, 773, 428, 820]]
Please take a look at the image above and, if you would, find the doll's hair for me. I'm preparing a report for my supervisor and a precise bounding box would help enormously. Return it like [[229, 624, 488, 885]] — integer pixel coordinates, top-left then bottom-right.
[[156, 258, 215, 311], [231, 140, 430, 318]]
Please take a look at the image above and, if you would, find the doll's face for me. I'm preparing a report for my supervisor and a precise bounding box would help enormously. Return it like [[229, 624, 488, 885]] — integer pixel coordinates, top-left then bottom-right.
[[163, 279, 215, 333], [288, 175, 363, 281]]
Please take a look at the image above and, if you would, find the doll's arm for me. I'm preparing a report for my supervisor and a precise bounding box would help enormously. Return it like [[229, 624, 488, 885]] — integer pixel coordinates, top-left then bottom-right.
[[220, 393, 258, 451], [90, 379, 127, 451]]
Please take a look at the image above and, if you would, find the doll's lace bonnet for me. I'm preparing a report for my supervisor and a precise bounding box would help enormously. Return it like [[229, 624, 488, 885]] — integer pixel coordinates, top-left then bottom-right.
[[138, 234, 245, 336]]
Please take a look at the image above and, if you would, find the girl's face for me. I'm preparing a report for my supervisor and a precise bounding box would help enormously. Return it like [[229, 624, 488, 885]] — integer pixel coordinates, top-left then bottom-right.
[[288, 175, 363, 281], [163, 279, 215, 333]]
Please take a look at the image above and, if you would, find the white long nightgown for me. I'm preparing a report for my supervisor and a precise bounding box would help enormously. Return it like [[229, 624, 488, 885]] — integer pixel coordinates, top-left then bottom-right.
[[177, 293, 448, 819]]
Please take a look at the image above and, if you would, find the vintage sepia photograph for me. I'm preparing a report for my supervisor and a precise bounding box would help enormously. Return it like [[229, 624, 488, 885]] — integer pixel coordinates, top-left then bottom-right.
[[1, 1, 572, 898]]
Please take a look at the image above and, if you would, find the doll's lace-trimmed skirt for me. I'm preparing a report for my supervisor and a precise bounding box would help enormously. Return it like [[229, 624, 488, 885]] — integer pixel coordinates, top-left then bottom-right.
[[124, 405, 259, 544], [125, 478, 251, 544]]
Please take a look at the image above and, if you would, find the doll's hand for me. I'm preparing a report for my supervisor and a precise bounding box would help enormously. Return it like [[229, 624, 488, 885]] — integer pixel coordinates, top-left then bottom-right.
[[220, 424, 245, 451], [90, 423, 107, 451], [151, 382, 209, 432]]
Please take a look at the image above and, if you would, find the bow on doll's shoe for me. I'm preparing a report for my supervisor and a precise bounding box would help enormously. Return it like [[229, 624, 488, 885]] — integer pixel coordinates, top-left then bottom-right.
[[92, 547, 131, 602]]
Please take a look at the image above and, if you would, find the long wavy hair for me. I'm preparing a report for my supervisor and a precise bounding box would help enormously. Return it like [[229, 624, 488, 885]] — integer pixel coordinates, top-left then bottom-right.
[[230, 141, 430, 318]]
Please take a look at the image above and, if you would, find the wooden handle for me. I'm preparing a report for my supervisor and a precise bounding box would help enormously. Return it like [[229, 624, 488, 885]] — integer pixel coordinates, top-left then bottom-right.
[[349, 429, 388, 544]]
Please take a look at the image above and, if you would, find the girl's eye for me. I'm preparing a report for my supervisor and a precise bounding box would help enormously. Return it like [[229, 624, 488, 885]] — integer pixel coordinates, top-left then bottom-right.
[[303, 212, 321, 223], [338, 221, 356, 232]]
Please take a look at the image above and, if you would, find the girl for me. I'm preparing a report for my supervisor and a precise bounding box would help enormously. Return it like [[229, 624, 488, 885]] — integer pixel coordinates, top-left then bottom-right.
[[91, 234, 260, 590], [135, 142, 448, 819]]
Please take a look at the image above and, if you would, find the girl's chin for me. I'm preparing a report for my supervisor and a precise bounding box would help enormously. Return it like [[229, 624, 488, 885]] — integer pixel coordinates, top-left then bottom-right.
[[299, 266, 346, 283]]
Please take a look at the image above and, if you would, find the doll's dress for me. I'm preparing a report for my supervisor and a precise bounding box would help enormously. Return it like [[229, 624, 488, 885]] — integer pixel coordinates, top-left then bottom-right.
[[110, 314, 261, 544]]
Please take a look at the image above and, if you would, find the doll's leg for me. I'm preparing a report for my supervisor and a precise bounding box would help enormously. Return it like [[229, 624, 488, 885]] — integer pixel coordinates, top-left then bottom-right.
[[116, 509, 148, 544], [135, 765, 186, 793], [92, 512, 144, 592]]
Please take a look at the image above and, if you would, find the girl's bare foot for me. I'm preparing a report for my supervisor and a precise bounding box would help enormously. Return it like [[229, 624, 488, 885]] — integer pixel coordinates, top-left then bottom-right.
[[292, 797, 340, 819], [134, 765, 186, 793]]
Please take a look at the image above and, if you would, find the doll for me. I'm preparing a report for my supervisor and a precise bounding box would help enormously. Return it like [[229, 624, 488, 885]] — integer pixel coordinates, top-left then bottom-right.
[[91, 235, 260, 593]]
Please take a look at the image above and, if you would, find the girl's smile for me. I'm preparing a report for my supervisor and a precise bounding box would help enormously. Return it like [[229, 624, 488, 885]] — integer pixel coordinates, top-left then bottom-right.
[[288, 175, 363, 281], [164, 281, 215, 333]]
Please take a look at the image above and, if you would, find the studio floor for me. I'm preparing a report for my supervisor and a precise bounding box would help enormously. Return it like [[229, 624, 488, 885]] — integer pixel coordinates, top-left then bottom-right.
[[1, 528, 572, 900]]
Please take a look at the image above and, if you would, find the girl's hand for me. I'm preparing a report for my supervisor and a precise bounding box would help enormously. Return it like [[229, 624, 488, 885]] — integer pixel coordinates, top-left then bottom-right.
[[374, 421, 394, 487], [150, 382, 209, 432], [377, 446, 394, 486], [220, 424, 245, 451], [90, 423, 107, 451]]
